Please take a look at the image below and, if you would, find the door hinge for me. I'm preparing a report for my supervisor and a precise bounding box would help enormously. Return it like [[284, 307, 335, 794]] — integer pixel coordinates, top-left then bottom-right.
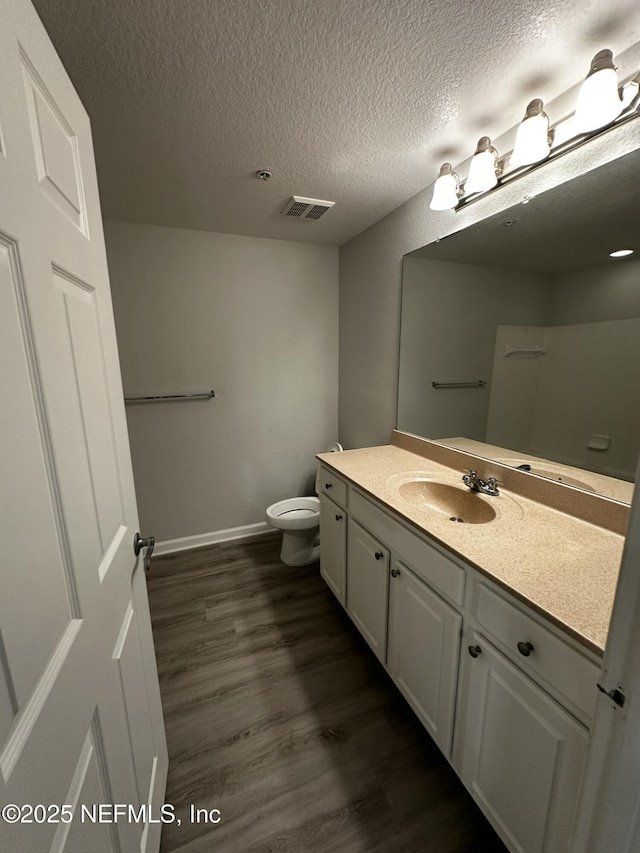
[[597, 682, 626, 708]]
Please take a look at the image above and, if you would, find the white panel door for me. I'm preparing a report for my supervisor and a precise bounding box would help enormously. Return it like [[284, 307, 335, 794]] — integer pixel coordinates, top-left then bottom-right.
[[0, 2, 168, 852], [387, 561, 461, 755], [346, 521, 389, 663]]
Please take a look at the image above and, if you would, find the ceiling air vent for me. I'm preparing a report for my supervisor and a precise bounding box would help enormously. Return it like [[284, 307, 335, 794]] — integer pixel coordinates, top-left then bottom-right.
[[281, 196, 335, 221]]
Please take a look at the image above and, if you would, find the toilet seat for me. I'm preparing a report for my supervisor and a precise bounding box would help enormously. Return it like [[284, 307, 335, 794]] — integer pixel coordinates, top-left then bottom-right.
[[265, 496, 320, 531]]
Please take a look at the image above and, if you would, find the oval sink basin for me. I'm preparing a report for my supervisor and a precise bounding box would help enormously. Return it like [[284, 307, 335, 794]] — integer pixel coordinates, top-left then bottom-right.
[[397, 481, 497, 524]]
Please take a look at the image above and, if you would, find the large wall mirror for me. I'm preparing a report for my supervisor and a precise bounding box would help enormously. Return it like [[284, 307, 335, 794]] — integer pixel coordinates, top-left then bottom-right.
[[398, 147, 640, 504]]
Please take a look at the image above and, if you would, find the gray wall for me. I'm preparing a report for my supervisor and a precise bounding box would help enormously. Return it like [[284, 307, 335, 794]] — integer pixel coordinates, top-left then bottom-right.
[[105, 221, 339, 542], [338, 119, 640, 450], [550, 259, 640, 325], [398, 257, 550, 441]]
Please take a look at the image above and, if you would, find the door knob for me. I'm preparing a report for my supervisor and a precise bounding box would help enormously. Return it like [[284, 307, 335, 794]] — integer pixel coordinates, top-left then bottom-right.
[[134, 532, 155, 572]]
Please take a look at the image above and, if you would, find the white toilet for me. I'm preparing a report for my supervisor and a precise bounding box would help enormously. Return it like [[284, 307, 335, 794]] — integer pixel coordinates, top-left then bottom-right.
[[266, 442, 343, 567]]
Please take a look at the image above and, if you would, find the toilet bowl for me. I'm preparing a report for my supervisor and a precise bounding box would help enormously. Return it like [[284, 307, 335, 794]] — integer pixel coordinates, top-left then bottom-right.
[[266, 442, 342, 567], [265, 496, 320, 567]]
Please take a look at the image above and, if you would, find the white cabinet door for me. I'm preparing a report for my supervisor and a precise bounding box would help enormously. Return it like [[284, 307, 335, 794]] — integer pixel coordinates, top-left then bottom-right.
[[319, 494, 347, 605], [0, 3, 167, 851], [388, 561, 461, 755], [457, 633, 589, 853], [346, 521, 389, 663]]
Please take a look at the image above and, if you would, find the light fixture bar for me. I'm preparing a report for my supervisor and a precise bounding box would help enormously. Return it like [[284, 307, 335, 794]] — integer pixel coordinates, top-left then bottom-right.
[[429, 49, 640, 213], [454, 84, 640, 212]]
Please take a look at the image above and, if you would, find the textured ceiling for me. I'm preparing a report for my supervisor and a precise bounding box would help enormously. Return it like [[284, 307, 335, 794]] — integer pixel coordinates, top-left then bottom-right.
[[31, 0, 640, 246]]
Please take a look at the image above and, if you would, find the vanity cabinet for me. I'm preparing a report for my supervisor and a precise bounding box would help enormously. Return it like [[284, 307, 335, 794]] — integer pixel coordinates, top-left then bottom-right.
[[317, 476, 599, 853], [387, 559, 461, 755], [346, 521, 389, 663], [456, 632, 589, 853]]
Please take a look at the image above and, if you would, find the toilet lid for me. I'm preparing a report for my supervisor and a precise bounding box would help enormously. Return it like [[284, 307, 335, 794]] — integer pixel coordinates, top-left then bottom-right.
[[324, 441, 343, 453]]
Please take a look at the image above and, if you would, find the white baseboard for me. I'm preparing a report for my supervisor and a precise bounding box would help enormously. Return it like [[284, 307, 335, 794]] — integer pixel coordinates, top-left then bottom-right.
[[154, 521, 274, 556]]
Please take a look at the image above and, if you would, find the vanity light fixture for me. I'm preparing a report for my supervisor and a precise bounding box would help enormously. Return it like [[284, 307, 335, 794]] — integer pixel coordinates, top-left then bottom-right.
[[573, 50, 631, 134], [609, 248, 634, 257], [465, 137, 500, 195], [510, 99, 551, 168], [428, 47, 640, 213], [429, 163, 462, 210]]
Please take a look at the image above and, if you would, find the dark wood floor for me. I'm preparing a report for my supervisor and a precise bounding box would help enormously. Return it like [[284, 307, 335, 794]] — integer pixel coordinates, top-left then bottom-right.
[[147, 533, 507, 853]]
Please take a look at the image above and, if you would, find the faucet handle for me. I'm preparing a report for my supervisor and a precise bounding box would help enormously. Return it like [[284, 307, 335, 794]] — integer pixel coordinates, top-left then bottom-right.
[[462, 469, 478, 490], [486, 476, 501, 495]]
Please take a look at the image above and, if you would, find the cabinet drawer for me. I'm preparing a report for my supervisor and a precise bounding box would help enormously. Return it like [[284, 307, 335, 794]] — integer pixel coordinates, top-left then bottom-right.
[[475, 584, 599, 721], [317, 466, 348, 508], [350, 490, 465, 606]]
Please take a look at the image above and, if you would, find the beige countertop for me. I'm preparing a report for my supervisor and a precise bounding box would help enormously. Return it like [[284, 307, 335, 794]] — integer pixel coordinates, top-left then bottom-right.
[[318, 434, 627, 656]]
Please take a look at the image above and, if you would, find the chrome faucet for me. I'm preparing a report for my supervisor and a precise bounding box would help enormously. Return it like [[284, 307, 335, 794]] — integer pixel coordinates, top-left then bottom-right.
[[462, 470, 500, 496]]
